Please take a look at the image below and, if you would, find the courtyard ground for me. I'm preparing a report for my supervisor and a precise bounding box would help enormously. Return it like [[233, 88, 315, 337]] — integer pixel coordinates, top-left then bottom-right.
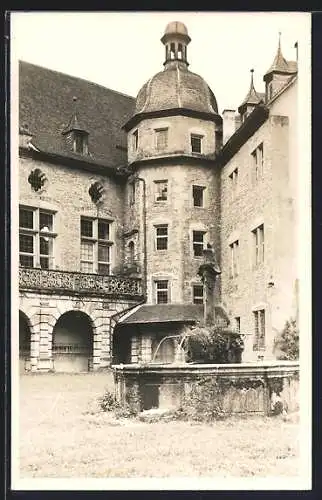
[[19, 372, 300, 478]]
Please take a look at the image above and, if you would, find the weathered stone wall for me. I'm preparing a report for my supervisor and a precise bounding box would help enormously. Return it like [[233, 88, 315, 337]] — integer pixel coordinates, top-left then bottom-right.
[[19, 155, 126, 272], [113, 361, 300, 415], [123, 162, 221, 305], [220, 81, 298, 361], [19, 291, 140, 371]]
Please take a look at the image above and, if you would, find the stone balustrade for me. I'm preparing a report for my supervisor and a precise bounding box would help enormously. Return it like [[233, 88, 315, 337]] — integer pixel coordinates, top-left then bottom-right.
[[19, 267, 144, 300]]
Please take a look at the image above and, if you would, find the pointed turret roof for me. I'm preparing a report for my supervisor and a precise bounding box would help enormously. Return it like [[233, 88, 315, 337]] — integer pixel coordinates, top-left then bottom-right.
[[240, 69, 262, 107], [238, 70, 263, 115], [62, 96, 89, 134], [264, 33, 297, 79]]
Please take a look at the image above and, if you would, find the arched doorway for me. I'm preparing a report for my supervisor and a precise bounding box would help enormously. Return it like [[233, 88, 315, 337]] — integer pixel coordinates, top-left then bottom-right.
[[52, 311, 94, 372], [19, 311, 31, 373]]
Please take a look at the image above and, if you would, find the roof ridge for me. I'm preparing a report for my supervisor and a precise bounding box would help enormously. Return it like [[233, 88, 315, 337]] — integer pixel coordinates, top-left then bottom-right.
[[19, 59, 135, 100]]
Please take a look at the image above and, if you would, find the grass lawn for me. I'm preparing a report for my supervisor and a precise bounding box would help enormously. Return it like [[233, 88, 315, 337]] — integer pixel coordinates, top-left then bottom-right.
[[19, 372, 300, 478]]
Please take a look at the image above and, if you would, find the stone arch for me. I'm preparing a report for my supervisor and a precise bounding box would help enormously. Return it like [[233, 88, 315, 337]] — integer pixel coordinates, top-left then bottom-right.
[[19, 310, 33, 372], [51, 310, 96, 372]]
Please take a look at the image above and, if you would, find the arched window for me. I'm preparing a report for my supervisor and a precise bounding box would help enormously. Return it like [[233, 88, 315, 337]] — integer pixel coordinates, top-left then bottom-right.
[[178, 43, 183, 60], [128, 241, 135, 264], [170, 43, 175, 60]]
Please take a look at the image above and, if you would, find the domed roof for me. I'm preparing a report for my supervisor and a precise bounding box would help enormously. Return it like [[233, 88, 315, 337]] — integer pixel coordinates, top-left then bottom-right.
[[164, 21, 189, 36], [135, 64, 218, 116]]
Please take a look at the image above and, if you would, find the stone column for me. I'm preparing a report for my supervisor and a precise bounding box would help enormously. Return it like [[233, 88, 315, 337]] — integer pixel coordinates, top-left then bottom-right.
[[198, 246, 221, 326]]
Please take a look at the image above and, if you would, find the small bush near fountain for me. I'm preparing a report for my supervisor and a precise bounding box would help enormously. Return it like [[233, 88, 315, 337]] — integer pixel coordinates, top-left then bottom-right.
[[274, 318, 299, 361], [184, 325, 244, 363], [173, 377, 226, 422], [99, 388, 139, 419]]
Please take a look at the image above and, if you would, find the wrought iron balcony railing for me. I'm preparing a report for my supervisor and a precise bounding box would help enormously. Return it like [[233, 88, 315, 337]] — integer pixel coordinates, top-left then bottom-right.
[[19, 267, 144, 300]]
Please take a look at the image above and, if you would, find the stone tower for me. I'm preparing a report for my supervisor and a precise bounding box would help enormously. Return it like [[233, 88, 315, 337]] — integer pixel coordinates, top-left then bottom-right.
[[122, 21, 223, 307]]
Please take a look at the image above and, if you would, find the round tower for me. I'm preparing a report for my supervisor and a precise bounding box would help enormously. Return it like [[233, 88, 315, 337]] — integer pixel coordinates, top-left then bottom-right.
[[122, 22, 222, 308]]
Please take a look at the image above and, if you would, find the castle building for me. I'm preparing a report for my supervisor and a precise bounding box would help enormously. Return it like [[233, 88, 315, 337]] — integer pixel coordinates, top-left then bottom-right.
[[18, 22, 299, 372]]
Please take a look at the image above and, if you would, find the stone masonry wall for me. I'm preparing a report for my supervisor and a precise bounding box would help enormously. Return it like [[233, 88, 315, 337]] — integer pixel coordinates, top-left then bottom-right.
[[19, 155, 125, 272], [220, 98, 298, 360]]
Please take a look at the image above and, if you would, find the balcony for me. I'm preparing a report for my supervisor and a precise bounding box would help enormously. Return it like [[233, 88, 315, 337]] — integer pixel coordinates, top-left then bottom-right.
[[19, 267, 144, 300]]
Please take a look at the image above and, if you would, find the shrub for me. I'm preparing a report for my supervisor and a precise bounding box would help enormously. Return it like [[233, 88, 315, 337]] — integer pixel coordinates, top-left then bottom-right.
[[274, 318, 299, 361], [184, 325, 244, 364], [98, 387, 140, 419], [173, 377, 226, 422]]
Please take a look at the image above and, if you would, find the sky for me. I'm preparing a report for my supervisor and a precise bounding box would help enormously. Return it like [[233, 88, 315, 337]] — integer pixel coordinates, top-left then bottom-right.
[[10, 11, 310, 113]]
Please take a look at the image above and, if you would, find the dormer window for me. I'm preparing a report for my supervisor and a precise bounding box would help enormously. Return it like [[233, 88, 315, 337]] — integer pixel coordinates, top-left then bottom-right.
[[74, 132, 88, 155], [191, 134, 203, 154]]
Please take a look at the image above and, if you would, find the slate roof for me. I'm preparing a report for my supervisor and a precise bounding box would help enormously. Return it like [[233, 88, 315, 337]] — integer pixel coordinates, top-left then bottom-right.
[[264, 38, 298, 77], [133, 63, 219, 116], [118, 304, 230, 325], [19, 61, 135, 169]]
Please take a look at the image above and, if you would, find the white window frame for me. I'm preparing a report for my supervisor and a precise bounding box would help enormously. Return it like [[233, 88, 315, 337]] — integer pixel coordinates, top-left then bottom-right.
[[155, 225, 168, 251], [253, 309, 265, 350], [155, 279, 169, 304], [19, 205, 57, 269], [80, 216, 113, 274], [252, 224, 264, 266], [251, 143, 264, 182], [192, 284, 204, 304], [192, 230, 206, 258], [229, 240, 239, 278], [190, 134, 203, 154]]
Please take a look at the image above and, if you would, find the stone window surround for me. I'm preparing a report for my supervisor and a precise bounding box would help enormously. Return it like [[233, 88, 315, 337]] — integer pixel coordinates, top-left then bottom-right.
[[80, 216, 115, 275], [251, 141, 264, 183], [192, 184, 206, 208], [153, 277, 171, 304], [154, 127, 169, 151], [229, 239, 239, 278], [153, 179, 168, 203], [19, 203, 58, 270], [190, 224, 208, 259], [154, 224, 168, 251], [192, 283, 204, 304]]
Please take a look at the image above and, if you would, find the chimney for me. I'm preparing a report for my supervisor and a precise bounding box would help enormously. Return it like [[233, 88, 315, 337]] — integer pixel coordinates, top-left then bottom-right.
[[222, 109, 236, 145]]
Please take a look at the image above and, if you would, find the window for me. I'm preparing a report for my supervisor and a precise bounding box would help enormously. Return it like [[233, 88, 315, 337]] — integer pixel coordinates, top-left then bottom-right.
[[132, 129, 138, 151], [253, 309, 265, 350], [252, 224, 264, 266], [235, 317, 241, 333], [129, 181, 135, 205], [74, 133, 88, 155], [229, 168, 238, 201], [19, 206, 56, 269], [192, 185, 205, 207], [193, 230, 205, 257], [193, 285, 204, 304], [154, 180, 168, 202], [80, 217, 113, 274], [190, 134, 203, 153], [155, 280, 169, 304], [128, 241, 135, 264], [251, 143, 264, 182], [268, 83, 273, 100], [155, 128, 168, 150], [155, 225, 168, 250], [229, 240, 239, 277]]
